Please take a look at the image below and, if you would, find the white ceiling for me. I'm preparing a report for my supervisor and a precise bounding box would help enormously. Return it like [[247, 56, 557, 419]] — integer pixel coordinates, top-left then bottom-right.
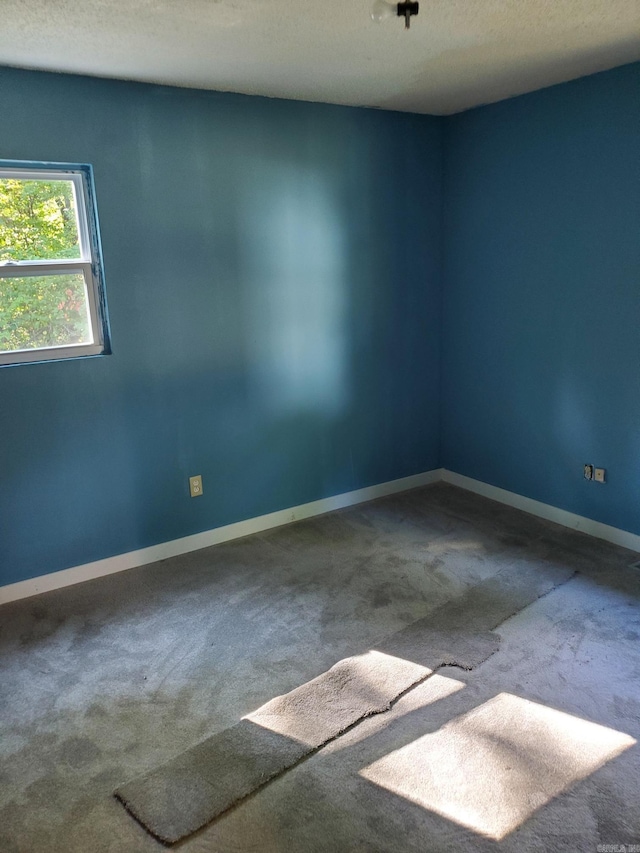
[[1, 0, 639, 114]]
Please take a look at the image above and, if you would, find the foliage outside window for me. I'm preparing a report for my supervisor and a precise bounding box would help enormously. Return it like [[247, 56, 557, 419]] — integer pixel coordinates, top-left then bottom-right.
[[0, 162, 109, 365]]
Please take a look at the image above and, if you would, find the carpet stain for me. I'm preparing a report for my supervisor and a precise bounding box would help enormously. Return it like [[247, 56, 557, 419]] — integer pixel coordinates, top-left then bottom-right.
[[60, 737, 102, 768]]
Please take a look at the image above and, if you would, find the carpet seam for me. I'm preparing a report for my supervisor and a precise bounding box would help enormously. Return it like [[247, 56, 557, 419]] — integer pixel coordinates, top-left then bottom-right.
[[488, 570, 579, 632]]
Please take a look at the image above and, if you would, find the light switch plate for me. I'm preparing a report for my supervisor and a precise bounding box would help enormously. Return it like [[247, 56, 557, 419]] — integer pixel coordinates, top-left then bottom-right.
[[594, 468, 606, 484]]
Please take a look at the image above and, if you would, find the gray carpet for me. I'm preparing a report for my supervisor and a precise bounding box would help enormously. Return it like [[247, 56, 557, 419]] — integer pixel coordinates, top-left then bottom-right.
[[114, 561, 571, 844], [116, 720, 310, 846], [1, 483, 639, 853], [114, 653, 430, 845]]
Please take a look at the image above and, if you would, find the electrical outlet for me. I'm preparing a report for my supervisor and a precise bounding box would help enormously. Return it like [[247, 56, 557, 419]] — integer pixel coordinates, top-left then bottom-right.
[[583, 464, 593, 481], [189, 475, 203, 497], [594, 467, 606, 484]]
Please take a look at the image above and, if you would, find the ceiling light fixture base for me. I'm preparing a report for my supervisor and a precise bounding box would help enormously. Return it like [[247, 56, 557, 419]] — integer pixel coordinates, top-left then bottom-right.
[[397, 1, 419, 29], [371, 0, 419, 29]]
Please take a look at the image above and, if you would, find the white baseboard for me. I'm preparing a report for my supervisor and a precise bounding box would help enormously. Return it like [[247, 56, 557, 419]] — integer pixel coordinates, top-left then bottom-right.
[[0, 469, 443, 605], [442, 470, 640, 554], [3, 466, 638, 606]]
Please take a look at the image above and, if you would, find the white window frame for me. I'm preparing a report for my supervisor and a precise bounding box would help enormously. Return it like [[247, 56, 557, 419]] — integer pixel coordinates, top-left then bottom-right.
[[0, 162, 110, 366]]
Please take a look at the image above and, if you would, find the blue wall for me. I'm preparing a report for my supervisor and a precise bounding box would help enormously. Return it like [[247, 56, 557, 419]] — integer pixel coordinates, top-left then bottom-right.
[[442, 63, 640, 535], [0, 67, 443, 585], [3, 60, 639, 588]]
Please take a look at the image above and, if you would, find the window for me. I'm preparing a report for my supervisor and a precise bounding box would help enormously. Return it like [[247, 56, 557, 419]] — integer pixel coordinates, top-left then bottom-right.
[[0, 161, 110, 365]]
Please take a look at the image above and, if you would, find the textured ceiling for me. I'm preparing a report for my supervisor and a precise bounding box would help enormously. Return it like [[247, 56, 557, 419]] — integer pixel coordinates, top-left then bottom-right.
[[1, 0, 639, 114]]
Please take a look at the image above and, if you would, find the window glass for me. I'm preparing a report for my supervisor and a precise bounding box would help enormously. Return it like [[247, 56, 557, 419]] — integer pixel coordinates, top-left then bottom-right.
[[0, 178, 82, 261], [0, 273, 92, 352], [0, 163, 109, 366]]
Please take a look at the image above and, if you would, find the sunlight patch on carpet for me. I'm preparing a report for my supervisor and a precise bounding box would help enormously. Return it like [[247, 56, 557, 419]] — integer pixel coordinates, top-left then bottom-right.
[[114, 650, 434, 845], [360, 692, 636, 840], [114, 562, 573, 844], [321, 672, 467, 752], [246, 651, 431, 747]]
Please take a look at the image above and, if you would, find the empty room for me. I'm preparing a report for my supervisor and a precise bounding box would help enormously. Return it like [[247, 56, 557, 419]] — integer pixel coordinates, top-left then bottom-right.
[[1, 1, 639, 851]]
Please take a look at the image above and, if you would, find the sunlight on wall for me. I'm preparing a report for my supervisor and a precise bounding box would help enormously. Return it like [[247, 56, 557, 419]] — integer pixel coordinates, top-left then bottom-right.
[[360, 692, 636, 840], [246, 165, 349, 417]]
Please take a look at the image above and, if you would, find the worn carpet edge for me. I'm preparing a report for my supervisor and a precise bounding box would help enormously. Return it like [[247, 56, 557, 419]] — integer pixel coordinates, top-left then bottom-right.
[[114, 564, 575, 846], [114, 719, 312, 848], [115, 792, 176, 849], [114, 661, 437, 848], [114, 652, 440, 846]]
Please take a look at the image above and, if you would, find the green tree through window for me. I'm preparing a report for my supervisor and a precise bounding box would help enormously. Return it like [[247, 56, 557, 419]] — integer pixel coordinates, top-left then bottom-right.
[[0, 178, 80, 261], [0, 178, 91, 352]]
